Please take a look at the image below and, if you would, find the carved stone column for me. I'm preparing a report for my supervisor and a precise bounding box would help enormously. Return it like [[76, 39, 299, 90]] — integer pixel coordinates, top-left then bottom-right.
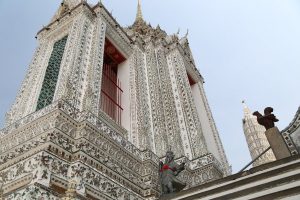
[[68, 164, 86, 196], [32, 153, 52, 187], [62, 179, 77, 200]]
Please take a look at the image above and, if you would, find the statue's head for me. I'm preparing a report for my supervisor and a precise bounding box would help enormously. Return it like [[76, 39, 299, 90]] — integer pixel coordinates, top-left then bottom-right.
[[165, 151, 175, 163], [264, 107, 274, 115]]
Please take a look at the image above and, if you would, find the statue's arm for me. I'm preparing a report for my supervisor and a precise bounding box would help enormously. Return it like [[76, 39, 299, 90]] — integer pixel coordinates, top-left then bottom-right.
[[178, 163, 185, 171], [159, 161, 163, 171], [265, 114, 279, 122], [174, 163, 185, 176], [270, 114, 279, 122]]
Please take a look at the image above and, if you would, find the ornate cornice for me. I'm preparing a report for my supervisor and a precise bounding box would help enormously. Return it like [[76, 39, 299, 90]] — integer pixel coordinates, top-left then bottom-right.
[[282, 106, 300, 134], [281, 106, 300, 155], [37, 2, 95, 37], [93, 3, 133, 57]]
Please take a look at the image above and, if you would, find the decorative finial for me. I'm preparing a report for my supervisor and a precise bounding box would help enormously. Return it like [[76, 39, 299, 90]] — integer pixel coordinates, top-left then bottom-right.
[[242, 100, 251, 115], [242, 100, 246, 107], [185, 29, 189, 38], [135, 0, 144, 22], [176, 28, 180, 35]]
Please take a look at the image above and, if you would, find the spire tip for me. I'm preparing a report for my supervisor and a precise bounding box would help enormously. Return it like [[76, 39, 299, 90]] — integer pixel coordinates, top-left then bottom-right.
[[135, 0, 144, 22]]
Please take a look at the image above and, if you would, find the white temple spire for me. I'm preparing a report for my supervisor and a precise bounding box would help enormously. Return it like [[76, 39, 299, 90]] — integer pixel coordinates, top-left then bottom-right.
[[242, 100, 276, 167]]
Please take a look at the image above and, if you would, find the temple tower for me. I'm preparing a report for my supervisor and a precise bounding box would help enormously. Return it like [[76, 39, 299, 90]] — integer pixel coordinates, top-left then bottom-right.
[[0, 0, 230, 199], [242, 101, 276, 167], [125, 0, 230, 168]]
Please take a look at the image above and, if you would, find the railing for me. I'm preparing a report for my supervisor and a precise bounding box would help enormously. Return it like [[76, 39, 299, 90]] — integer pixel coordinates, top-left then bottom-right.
[[238, 146, 271, 173]]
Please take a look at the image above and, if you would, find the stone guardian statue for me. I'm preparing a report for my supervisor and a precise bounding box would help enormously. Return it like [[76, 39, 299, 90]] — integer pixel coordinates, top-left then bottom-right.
[[159, 151, 186, 195], [253, 107, 291, 159], [253, 107, 279, 130]]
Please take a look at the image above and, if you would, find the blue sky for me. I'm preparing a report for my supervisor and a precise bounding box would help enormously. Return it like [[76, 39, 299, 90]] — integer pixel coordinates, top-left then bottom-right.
[[0, 0, 299, 173]]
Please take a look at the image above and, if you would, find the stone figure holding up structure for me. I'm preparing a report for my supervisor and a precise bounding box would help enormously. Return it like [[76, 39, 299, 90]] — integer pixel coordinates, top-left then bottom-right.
[[253, 107, 279, 130], [159, 151, 186, 195]]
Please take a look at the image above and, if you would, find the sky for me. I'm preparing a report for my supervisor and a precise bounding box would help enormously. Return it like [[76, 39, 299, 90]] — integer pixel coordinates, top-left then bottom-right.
[[0, 0, 299, 173]]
